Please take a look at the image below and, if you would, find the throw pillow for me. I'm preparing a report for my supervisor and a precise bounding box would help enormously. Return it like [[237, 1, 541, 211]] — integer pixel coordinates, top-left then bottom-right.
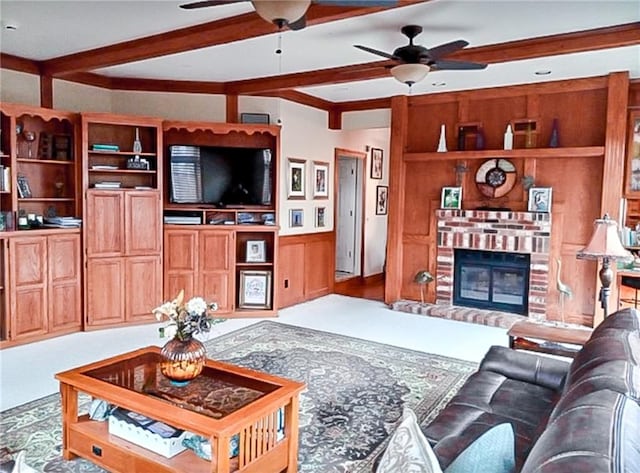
[[376, 408, 443, 473], [444, 423, 515, 473]]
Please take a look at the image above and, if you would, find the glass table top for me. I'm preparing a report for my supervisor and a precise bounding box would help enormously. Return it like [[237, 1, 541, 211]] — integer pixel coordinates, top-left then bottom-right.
[[84, 352, 278, 419]]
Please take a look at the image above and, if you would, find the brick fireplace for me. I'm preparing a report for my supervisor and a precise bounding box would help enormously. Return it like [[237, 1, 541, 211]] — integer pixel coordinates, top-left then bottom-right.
[[436, 209, 551, 321]]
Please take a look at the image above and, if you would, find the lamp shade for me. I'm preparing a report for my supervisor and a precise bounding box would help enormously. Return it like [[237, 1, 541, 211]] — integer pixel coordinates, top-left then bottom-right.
[[577, 214, 632, 261], [254, 0, 310, 26], [390, 63, 430, 86]]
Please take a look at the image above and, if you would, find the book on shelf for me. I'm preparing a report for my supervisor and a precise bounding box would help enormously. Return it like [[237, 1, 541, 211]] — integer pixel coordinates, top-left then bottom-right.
[[91, 165, 119, 170], [94, 181, 122, 189], [0, 165, 10, 192], [43, 216, 82, 228], [92, 144, 120, 152]]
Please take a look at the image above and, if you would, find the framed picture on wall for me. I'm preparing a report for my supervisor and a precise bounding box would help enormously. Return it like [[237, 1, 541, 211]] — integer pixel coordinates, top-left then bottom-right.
[[315, 206, 326, 227], [245, 240, 267, 263], [371, 148, 383, 179], [313, 161, 329, 199], [239, 270, 272, 309], [290, 208, 304, 227], [287, 158, 306, 199], [440, 186, 462, 209], [528, 187, 552, 213], [376, 186, 388, 215]]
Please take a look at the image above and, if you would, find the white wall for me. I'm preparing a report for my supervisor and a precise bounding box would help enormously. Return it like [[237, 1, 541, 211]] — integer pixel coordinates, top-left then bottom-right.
[[0, 69, 40, 106], [342, 109, 391, 130], [112, 90, 226, 121], [54, 79, 113, 113]]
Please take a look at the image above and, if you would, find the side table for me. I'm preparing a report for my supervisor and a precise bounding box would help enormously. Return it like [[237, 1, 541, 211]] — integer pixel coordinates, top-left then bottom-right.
[[508, 320, 592, 358]]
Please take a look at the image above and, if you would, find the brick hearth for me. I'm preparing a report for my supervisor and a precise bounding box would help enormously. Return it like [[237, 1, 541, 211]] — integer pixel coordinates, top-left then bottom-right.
[[436, 209, 551, 321]]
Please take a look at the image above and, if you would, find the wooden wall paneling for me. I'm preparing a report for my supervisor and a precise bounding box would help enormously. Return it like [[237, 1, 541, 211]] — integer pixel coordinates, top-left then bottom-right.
[[9, 237, 48, 340], [125, 256, 162, 322], [400, 238, 432, 302], [278, 241, 306, 309], [467, 96, 528, 150], [406, 101, 458, 153], [304, 235, 334, 300], [47, 233, 81, 333], [403, 163, 445, 236], [537, 89, 608, 147], [385, 95, 409, 304]]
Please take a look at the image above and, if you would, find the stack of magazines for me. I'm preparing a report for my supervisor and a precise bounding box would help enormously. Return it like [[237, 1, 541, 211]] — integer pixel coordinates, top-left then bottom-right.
[[44, 216, 82, 228]]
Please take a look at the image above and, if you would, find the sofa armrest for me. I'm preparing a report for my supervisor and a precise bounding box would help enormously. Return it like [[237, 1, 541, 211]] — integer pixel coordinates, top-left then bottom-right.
[[479, 346, 570, 391]]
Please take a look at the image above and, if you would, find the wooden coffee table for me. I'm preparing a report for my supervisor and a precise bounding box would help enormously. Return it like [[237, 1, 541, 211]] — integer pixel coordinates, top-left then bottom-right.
[[55, 346, 305, 473], [508, 320, 592, 358]]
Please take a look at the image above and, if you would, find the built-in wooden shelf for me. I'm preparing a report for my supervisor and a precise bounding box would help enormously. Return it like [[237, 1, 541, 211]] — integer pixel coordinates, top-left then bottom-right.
[[88, 150, 157, 157], [404, 146, 605, 162], [18, 197, 75, 202], [89, 169, 156, 174], [17, 158, 74, 165], [236, 262, 274, 267]]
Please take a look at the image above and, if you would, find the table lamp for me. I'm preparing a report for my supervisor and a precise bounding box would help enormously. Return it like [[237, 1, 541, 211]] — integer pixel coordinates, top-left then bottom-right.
[[577, 214, 632, 318]]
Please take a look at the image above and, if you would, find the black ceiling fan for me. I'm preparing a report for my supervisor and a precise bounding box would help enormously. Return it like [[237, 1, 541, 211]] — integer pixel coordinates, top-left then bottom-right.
[[180, 0, 399, 31], [355, 24, 487, 71]]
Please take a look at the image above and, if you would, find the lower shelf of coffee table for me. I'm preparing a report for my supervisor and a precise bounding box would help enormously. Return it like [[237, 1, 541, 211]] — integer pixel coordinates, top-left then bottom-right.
[[68, 417, 288, 473]]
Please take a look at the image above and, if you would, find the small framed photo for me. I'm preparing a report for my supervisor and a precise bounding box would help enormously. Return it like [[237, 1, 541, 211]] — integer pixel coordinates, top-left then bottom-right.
[[376, 186, 388, 215], [528, 187, 552, 213], [441, 186, 462, 209], [288, 158, 306, 199], [16, 174, 32, 198], [371, 148, 383, 179], [239, 270, 272, 309], [290, 208, 304, 227], [313, 161, 329, 199], [245, 240, 266, 263], [315, 206, 326, 227]]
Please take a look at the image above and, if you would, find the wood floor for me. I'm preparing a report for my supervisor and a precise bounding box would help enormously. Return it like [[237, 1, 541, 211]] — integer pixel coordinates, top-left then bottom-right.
[[334, 274, 384, 301]]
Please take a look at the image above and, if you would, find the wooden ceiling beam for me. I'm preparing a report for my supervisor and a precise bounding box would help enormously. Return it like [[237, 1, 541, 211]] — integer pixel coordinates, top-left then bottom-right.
[[1, 53, 41, 75], [40, 1, 425, 77], [110, 77, 226, 94], [260, 90, 334, 111], [226, 22, 640, 95]]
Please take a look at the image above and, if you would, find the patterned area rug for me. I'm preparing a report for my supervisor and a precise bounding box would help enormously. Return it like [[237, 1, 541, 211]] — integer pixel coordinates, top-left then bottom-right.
[[0, 321, 476, 473]]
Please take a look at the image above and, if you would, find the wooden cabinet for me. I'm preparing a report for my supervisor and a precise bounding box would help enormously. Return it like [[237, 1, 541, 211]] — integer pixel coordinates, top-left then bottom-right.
[[6, 232, 81, 342], [0, 238, 7, 341], [164, 228, 234, 314], [82, 113, 163, 329]]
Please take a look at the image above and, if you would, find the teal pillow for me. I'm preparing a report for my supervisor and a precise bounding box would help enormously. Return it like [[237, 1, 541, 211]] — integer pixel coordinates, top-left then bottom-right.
[[444, 423, 515, 473]]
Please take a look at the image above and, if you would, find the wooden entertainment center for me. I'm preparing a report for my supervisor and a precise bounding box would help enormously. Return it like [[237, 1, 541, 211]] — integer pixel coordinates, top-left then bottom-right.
[[0, 103, 280, 348]]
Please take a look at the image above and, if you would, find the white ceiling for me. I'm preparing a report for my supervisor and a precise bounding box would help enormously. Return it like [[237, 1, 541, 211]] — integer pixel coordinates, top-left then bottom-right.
[[1, 0, 639, 103]]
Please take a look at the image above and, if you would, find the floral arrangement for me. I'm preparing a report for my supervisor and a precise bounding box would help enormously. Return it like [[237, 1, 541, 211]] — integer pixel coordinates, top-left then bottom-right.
[[152, 289, 224, 341]]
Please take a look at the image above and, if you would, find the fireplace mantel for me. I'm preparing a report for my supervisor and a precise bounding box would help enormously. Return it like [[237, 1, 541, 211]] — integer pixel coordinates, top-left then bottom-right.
[[436, 209, 551, 320]]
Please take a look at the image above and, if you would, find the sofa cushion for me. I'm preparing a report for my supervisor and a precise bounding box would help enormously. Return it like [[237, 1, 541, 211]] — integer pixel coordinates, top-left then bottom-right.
[[445, 423, 515, 473], [520, 390, 640, 473]]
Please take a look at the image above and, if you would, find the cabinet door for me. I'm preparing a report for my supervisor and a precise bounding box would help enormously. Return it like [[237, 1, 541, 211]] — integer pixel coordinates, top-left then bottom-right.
[[200, 230, 234, 313], [164, 229, 198, 300], [86, 191, 124, 257], [126, 191, 161, 256], [126, 256, 162, 322], [48, 234, 82, 333], [0, 239, 8, 341], [85, 258, 124, 327], [278, 242, 305, 308], [9, 236, 48, 339]]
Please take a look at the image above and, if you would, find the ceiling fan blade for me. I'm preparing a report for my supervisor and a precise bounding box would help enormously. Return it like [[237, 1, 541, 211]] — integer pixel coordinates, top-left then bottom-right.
[[179, 0, 245, 9], [432, 59, 487, 70], [288, 15, 307, 30], [354, 45, 395, 60], [315, 0, 398, 5], [427, 40, 469, 60]]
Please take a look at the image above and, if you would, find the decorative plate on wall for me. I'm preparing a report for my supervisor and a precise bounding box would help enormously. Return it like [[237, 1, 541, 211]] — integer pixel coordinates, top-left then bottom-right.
[[475, 158, 517, 198]]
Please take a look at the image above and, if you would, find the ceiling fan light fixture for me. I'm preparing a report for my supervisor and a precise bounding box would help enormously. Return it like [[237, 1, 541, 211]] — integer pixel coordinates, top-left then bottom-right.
[[253, 0, 311, 27], [390, 63, 430, 86]]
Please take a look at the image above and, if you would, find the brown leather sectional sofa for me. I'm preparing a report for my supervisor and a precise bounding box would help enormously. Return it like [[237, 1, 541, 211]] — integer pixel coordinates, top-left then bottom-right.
[[423, 307, 640, 472]]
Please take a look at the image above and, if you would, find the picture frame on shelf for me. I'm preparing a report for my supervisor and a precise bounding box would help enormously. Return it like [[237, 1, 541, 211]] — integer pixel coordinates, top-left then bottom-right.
[[313, 161, 329, 199], [376, 186, 388, 215], [625, 111, 640, 195], [287, 158, 306, 199], [16, 174, 32, 198], [315, 206, 326, 228], [239, 270, 272, 309], [371, 148, 383, 179], [290, 209, 304, 228], [528, 187, 552, 213], [245, 240, 267, 263], [441, 186, 462, 210]]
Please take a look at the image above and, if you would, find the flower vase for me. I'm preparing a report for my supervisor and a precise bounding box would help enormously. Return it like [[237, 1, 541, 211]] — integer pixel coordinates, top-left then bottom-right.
[[160, 336, 207, 385]]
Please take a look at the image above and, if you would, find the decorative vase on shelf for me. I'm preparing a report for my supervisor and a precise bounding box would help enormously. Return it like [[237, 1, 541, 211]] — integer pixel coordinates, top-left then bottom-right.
[[549, 118, 560, 148], [437, 124, 448, 152], [160, 336, 207, 385], [503, 124, 513, 150], [133, 127, 142, 154]]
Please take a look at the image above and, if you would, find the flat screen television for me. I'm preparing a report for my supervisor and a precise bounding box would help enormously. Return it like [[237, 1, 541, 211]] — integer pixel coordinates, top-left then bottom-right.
[[169, 145, 273, 207]]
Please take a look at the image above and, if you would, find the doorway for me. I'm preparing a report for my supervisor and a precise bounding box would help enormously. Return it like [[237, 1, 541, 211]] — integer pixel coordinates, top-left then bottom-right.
[[334, 148, 366, 281]]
